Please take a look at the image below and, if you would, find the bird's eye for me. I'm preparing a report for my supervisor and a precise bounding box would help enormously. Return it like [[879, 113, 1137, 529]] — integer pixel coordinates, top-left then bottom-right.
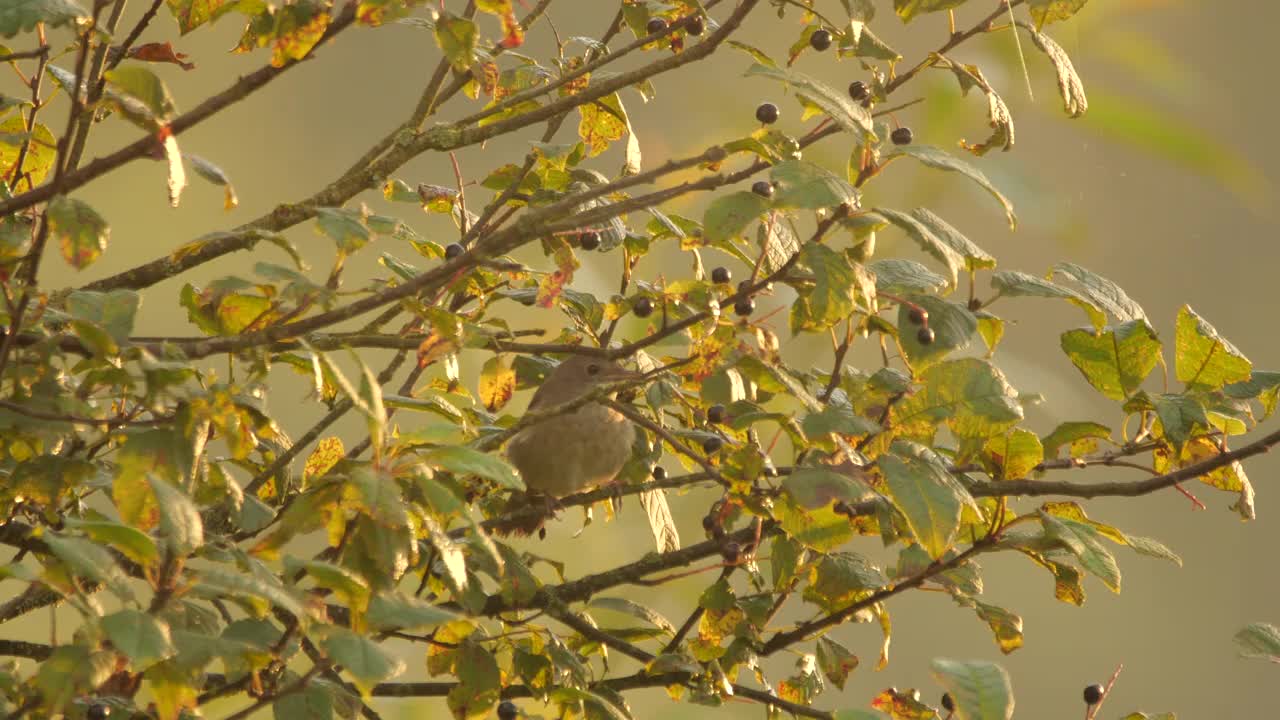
[[586, 364, 601, 375]]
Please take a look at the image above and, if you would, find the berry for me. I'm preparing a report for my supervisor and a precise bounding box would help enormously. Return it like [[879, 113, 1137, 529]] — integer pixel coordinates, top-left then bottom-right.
[[702, 515, 716, 531], [941, 692, 955, 712], [809, 28, 833, 51], [907, 307, 927, 326], [579, 231, 600, 251], [87, 706, 110, 720], [832, 500, 851, 516], [498, 699, 518, 720], [968, 297, 982, 311], [537, 527, 546, 540], [633, 296, 654, 318], [734, 298, 755, 317], [444, 243, 464, 259], [687, 15, 705, 36], [891, 126, 914, 145], [707, 404, 726, 424], [721, 541, 742, 564], [1083, 684, 1104, 706], [751, 180, 774, 198], [646, 17, 668, 35], [848, 80, 869, 102], [711, 266, 732, 284], [916, 327, 936, 345], [702, 435, 723, 454], [755, 102, 779, 125], [652, 466, 667, 481]]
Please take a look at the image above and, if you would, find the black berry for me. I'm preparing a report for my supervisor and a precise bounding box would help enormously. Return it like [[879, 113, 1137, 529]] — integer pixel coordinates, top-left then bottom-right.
[[702, 436, 723, 454], [891, 127, 914, 145], [579, 231, 600, 251], [848, 80, 869, 102], [633, 296, 654, 318], [755, 102, 779, 125], [721, 541, 742, 564], [733, 298, 755, 317], [711, 266, 732, 284], [707, 404, 726, 424], [751, 180, 774, 198], [87, 706, 110, 720], [809, 28, 832, 51], [444, 243, 464, 259], [941, 692, 955, 712], [646, 17, 668, 35], [498, 699, 518, 720], [702, 514, 716, 531], [687, 15, 705, 36], [907, 307, 927, 326], [1083, 684, 1104, 706], [652, 465, 667, 481], [968, 297, 982, 311], [916, 327, 935, 345], [537, 527, 546, 540]]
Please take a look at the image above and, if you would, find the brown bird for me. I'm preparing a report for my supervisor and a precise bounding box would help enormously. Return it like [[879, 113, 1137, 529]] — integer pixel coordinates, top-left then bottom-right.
[[505, 355, 644, 498]]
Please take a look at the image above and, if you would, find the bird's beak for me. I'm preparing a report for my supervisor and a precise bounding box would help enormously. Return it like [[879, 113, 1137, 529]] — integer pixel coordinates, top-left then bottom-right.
[[602, 364, 647, 384]]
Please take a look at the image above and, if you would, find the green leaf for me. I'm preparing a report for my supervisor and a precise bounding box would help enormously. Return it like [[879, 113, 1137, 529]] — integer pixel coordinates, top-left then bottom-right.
[[101, 609, 176, 669], [744, 63, 876, 138], [1039, 512, 1121, 592], [801, 403, 881, 440], [1041, 421, 1111, 459], [448, 640, 501, 718], [1152, 392, 1208, 447], [908, 209, 996, 271], [783, 465, 873, 510], [148, 476, 203, 556], [953, 595, 1024, 655], [368, 592, 461, 631], [868, 258, 947, 295], [887, 146, 1016, 228], [63, 518, 159, 569], [873, 208, 964, 287], [1235, 622, 1280, 662], [0, 0, 88, 37], [425, 445, 524, 489], [769, 159, 859, 209], [1049, 263, 1146, 324], [104, 66, 179, 123], [897, 295, 978, 369], [319, 627, 406, 695], [895, 0, 967, 23], [587, 597, 676, 633], [1060, 320, 1161, 401], [166, 0, 238, 34], [983, 429, 1043, 480], [1028, 0, 1089, 28], [703, 190, 770, 245], [804, 551, 886, 612], [816, 636, 859, 690], [315, 207, 372, 252], [43, 533, 135, 601], [434, 11, 478, 70], [930, 658, 1015, 720], [1175, 305, 1251, 390], [66, 290, 140, 343], [790, 243, 872, 333], [879, 440, 975, 559], [838, 20, 900, 61], [48, 195, 109, 269], [893, 358, 1024, 440], [344, 465, 409, 528]]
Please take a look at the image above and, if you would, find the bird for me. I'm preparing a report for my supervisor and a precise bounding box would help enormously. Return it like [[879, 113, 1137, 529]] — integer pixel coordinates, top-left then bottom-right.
[[505, 355, 644, 499]]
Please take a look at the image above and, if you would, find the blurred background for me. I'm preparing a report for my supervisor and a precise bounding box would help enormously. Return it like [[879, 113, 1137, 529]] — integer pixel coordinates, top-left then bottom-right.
[[4, 0, 1278, 717]]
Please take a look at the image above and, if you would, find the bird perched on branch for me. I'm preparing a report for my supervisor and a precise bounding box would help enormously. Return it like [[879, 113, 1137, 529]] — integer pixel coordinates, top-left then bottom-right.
[[505, 355, 644, 499]]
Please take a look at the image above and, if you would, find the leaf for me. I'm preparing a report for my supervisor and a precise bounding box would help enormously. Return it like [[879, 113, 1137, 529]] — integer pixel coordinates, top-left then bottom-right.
[[895, 0, 967, 23], [478, 355, 516, 412], [1175, 305, 1252, 390], [983, 428, 1044, 480], [868, 258, 947, 295], [577, 92, 629, 157], [148, 476, 204, 556], [434, 11, 477, 70], [315, 207, 371, 252], [43, 533, 134, 601], [838, 20, 900, 61], [1049, 263, 1147, 325], [937, 57, 1014, 155], [908, 209, 996, 272], [784, 465, 873, 509], [166, 0, 237, 34], [424, 445, 524, 489], [320, 627, 406, 695], [1039, 512, 1121, 592], [816, 636, 859, 690], [448, 640, 501, 718], [1028, 0, 1090, 28], [0, 114, 56, 186], [897, 295, 978, 369], [804, 551, 886, 612], [757, 216, 800, 274], [790, 243, 872, 333], [66, 289, 140, 343], [1018, 22, 1086, 117], [930, 658, 1015, 720], [103, 66, 178, 123], [101, 609, 176, 669], [769, 159, 859, 209], [62, 519, 159, 568], [0, 0, 88, 37], [879, 440, 976, 559], [587, 597, 676, 633], [48, 195, 109, 269], [1041, 421, 1111, 459], [888, 146, 1016, 229], [1151, 392, 1208, 448], [1235, 622, 1280, 662], [1060, 320, 1162, 401], [893, 358, 1024, 441], [744, 63, 876, 138], [638, 487, 680, 552], [367, 592, 461, 631], [703, 190, 770, 244], [873, 208, 965, 288], [127, 41, 196, 70], [187, 154, 239, 210]]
